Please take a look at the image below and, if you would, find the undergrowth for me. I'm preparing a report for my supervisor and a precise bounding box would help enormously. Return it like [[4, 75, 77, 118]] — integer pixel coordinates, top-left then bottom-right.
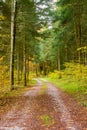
[[47, 62, 87, 108], [0, 79, 36, 99]]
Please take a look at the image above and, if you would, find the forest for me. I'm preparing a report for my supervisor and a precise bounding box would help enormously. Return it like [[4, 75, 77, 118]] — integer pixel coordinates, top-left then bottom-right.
[[0, 0, 87, 105], [0, 0, 87, 129]]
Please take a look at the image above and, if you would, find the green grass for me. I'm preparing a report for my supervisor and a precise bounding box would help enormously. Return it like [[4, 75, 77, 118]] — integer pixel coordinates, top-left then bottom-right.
[[46, 77, 87, 108], [40, 114, 55, 127], [29, 79, 37, 86]]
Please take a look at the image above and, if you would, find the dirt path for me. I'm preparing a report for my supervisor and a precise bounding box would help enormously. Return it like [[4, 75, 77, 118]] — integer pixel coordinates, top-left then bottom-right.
[[0, 79, 87, 130]]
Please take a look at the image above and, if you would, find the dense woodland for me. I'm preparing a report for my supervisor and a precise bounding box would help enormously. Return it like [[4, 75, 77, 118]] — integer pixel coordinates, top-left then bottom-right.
[[0, 0, 87, 91]]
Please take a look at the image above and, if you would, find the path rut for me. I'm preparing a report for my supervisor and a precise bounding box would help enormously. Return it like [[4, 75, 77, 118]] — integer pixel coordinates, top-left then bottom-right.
[[0, 79, 87, 130]]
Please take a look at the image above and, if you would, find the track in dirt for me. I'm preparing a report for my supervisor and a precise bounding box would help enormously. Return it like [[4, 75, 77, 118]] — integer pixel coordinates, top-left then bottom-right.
[[0, 79, 87, 130]]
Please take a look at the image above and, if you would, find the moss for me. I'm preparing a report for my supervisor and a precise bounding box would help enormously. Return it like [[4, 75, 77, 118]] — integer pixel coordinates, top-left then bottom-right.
[[40, 115, 55, 126]]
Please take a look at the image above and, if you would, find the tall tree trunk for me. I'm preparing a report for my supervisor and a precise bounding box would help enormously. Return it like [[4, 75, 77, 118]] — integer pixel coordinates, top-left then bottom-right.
[[77, 18, 82, 63], [27, 57, 30, 83], [10, 0, 17, 90], [77, 0, 82, 63], [23, 42, 27, 86], [36, 63, 39, 77], [17, 47, 20, 84], [57, 47, 60, 71], [26, 46, 30, 84]]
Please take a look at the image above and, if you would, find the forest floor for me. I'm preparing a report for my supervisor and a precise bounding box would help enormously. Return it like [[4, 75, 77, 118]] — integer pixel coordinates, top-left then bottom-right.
[[0, 79, 87, 130]]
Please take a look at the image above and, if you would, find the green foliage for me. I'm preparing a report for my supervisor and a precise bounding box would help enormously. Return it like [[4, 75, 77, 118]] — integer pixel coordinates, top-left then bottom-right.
[[83, 102, 87, 107], [47, 62, 87, 107], [48, 70, 63, 79], [47, 62, 87, 83], [1, 0, 87, 92], [0, 57, 10, 89], [40, 115, 54, 127], [52, 0, 87, 67], [63, 62, 87, 80]]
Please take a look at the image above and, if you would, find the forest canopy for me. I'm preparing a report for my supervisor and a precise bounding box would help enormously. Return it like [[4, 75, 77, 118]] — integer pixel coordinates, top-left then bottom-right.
[[0, 0, 87, 90]]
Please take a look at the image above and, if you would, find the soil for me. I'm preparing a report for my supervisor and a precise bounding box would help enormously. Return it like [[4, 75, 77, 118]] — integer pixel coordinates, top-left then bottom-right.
[[0, 79, 87, 130]]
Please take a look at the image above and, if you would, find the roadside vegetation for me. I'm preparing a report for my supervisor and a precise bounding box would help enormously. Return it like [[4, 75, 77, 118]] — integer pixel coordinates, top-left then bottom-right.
[[47, 62, 87, 108], [0, 77, 36, 100], [0, 77, 36, 118]]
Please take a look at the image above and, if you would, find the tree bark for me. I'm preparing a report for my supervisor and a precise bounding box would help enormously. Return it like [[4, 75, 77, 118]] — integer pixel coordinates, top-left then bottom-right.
[[10, 0, 17, 90], [17, 47, 20, 84], [23, 42, 27, 86], [57, 47, 60, 71]]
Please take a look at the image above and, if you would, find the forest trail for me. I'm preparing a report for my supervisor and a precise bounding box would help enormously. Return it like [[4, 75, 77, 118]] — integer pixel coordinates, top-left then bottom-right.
[[0, 79, 87, 130]]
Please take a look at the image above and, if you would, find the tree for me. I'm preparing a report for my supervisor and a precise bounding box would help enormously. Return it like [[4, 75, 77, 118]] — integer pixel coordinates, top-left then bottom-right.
[[10, 0, 17, 89], [51, 0, 87, 69]]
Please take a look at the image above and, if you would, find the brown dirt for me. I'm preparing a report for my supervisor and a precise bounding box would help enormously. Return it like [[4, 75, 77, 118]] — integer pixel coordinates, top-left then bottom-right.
[[0, 79, 87, 130]]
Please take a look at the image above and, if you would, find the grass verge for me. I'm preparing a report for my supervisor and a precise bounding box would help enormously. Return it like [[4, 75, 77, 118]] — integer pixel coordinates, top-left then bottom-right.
[[46, 77, 87, 108], [0, 79, 37, 99]]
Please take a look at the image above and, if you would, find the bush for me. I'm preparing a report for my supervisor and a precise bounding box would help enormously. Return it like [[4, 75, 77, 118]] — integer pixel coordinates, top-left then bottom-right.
[[48, 70, 63, 79]]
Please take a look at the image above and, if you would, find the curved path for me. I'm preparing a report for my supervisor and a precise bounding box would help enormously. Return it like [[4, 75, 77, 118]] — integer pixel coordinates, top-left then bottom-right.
[[0, 79, 87, 130]]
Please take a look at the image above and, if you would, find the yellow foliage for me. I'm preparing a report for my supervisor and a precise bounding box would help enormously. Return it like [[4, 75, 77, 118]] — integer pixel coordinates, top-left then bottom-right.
[[0, 15, 6, 20], [29, 72, 36, 80], [48, 62, 87, 81], [0, 57, 4, 62], [48, 70, 63, 79], [0, 62, 10, 91], [0, 34, 10, 38], [64, 62, 87, 80], [77, 46, 87, 51]]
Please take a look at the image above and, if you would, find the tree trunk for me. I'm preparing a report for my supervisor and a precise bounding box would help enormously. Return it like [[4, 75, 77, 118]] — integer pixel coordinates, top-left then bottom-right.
[[36, 63, 38, 77], [27, 57, 30, 83], [23, 42, 27, 86], [10, 0, 17, 90], [57, 47, 60, 71], [17, 48, 20, 84]]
